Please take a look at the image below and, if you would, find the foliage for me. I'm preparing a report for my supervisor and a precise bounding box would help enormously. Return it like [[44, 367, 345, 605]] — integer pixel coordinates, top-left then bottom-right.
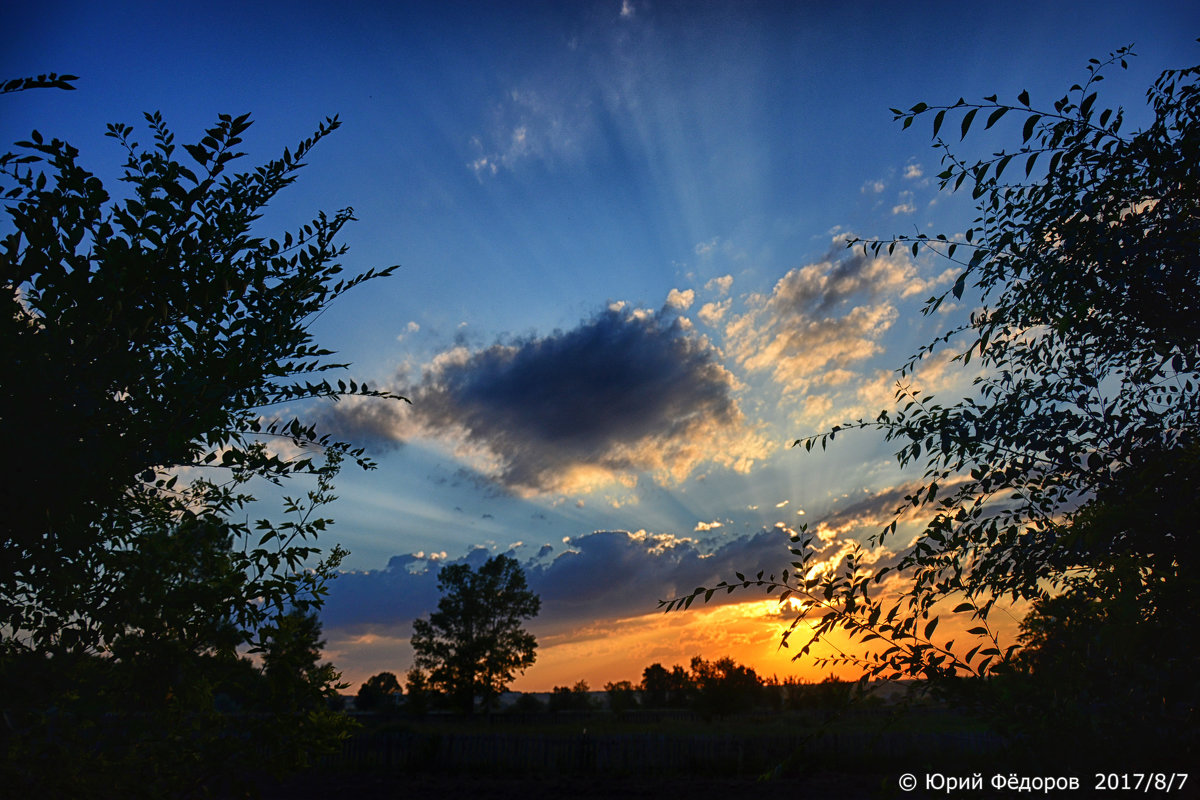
[[403, 666, 432, 716], [639, 662, 693, 708], [549, 680, 595, 713], [1, 80, 400, 795], [261, 610, 344, 712], [0, 73, 77, 95], [663, 45, 1200, 759], [410, 554, 540, 715], [356, 671, 403, 712], [604, 680, 640, 713], [688, 656, 762, 718]]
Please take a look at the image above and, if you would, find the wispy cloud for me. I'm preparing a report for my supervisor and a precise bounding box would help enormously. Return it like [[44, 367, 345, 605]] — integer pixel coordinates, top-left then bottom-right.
[[469, 86, 597, 177], [723, 237, 920, 394], [892, 190, 916, 215], [704, 274, 733, 296]]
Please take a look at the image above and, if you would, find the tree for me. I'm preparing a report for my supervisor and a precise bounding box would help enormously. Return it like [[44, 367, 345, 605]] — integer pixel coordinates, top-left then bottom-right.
[[261, 610, 343, 712], [688, 655, 762, 718], [403, 666, 432, 716], [639, 661, 693, 708], [665, 45, 1199, 762], [604, 680, 639, 713], [356, 671, 403, 712], [1, 78, 401, 794], [410, 554, 540, 715], [549, 680, 595, 713]]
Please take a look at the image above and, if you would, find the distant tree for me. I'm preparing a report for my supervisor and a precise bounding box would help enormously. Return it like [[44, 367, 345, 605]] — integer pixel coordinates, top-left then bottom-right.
[[689, 656, 762, 718], [550, 680, 595, 713], [604, 680, 639, 713], [261, 610, 344, 712], [355, 671, 403, 712], [665, 46, 1200, 761], [410, 555, 540, 715], [403, 666, 432, 716], [639, 662, 693, 708], [0, 78, 401, 794], [509, 692, 546, 714]]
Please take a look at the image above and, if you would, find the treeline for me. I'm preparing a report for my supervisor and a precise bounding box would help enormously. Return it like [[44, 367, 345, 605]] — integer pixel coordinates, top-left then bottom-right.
[[355, 655, 858, 717]]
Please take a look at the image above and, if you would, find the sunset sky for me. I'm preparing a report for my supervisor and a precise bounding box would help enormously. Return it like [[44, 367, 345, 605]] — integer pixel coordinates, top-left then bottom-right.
[[4, 0, 1196, 692]]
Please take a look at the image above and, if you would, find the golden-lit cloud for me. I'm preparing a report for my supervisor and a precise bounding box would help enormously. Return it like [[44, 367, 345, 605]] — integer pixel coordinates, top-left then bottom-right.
[[724, 237, 924, 396], [321, 306, 772, 496]]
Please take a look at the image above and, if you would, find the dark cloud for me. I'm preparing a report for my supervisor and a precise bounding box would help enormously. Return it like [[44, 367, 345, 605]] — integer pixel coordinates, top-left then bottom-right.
[[320, 526, 814, 637], [324, 306, 768, 494]]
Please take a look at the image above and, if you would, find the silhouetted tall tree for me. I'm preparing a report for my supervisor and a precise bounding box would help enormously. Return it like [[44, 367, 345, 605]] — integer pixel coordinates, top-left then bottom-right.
[[1, 77, 399, 795], [411, 555, 540, 714], [668, 44, 1200, 765]]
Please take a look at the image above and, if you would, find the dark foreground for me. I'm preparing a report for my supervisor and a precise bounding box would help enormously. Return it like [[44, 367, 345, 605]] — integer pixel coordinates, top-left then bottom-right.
[[255, 771, 898, 800]]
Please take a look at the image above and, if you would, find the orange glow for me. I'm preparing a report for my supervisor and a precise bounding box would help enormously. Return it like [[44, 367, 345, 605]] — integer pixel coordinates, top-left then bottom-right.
[[510, 598, 865, 691], [330, 594, 1026, 694]]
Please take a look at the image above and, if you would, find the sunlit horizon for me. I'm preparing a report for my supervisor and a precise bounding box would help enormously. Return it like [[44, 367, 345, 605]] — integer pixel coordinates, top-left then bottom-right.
[[4, 0, 1193, 697]]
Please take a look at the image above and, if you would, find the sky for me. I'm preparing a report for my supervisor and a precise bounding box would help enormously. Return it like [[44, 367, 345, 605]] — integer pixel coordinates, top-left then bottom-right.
[[4, 0, 1197, 692]]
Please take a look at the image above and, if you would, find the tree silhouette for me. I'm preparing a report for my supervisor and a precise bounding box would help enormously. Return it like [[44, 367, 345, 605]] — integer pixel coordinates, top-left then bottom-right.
[[1, 83, 399, 794], [640, 662, 693, 708], [356, 671, 403, 712], [411, 555, 540, 715], [666, 44, 1200, 764]]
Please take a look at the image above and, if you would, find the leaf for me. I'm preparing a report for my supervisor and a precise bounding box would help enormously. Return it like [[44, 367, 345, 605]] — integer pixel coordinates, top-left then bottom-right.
[[1022, 114, 1041, 143], [960, 108, 978, 139], [932, 108, 947, 138], [951, 271, 967, 300]]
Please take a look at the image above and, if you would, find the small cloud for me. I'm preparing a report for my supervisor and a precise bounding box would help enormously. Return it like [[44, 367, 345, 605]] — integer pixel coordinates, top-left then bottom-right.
[[775, 500, 789, 508], [862, 179, 885, 194], [620, 0, 635, 18], [698, 299, 730, 326], [665, 288, 695, 310], [693, 520, 724, 531], [704, 274, 733, 296], [892, 191, 916, 215], [904, 162, 923, 180], [396, 321, 421, 342], [694, 237, 720, 257]]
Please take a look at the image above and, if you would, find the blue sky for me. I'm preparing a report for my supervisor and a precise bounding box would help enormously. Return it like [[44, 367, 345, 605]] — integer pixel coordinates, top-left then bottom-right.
[[5, 0, 1196, 689]]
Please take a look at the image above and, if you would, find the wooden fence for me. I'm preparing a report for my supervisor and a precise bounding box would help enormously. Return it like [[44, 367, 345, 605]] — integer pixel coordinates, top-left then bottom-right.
[[329, 728, 1003, 776]]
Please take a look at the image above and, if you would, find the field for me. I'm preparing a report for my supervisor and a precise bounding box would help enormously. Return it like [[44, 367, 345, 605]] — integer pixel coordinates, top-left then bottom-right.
[[256, 706, 1006, 799]]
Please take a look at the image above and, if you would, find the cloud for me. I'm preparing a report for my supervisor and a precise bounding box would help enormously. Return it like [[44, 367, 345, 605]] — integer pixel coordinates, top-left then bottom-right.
[[704, 274, 733, 296], [862, 179, 885, 194], [697, 299, 731, 326], [322, 526, 816, 637], [469, 85, 597, 177], [665, 288, 695, 310], [324, 306, 770, 495], [724, 237, 921, 394], [904, 162, 923, 180], [394, 320, 420, 343], [892, 190, 916, 215]]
